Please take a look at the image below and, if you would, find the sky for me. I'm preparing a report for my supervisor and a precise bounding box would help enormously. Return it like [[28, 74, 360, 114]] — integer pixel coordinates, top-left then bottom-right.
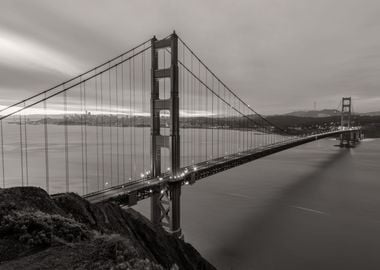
[[0, 0, 380, 114]]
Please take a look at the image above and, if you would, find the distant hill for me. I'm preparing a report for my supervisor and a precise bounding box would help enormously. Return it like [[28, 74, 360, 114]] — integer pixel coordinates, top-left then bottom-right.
[[360, 111, 380, 116], [285, 109, 380, 117], [285, 109, 340, 118]]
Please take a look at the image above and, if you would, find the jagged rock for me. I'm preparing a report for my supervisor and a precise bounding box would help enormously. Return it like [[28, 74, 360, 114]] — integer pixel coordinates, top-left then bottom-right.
[[0, 187, 216, 270]]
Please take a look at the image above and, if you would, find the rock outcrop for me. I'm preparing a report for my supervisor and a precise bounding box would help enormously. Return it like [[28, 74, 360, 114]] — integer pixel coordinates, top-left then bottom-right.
[[0, 187, 216, 270]]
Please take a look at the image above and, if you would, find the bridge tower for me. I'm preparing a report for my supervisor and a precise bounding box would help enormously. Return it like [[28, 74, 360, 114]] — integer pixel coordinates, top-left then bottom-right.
[[340, 97, 353, 146], [150, 32, 182, 237]]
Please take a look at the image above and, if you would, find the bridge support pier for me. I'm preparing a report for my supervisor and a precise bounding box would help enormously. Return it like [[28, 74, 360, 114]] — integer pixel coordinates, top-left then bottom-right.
[[340, 130, 362, 147], [150, 182, 182, 237], [150, 32, 182, 238], [340, 97, 357, 147]]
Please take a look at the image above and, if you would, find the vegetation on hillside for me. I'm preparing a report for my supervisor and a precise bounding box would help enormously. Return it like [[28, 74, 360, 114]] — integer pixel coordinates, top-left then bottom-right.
[[0, 187, 216, 270]]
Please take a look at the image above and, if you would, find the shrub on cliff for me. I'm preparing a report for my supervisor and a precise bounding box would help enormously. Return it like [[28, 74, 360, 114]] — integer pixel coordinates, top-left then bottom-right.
[[0, 210, 90, 247], [0, 187, 216, 270]]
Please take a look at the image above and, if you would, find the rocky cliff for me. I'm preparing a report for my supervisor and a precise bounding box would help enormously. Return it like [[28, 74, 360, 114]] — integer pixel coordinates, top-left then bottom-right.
[[0, 187, 216, 270]]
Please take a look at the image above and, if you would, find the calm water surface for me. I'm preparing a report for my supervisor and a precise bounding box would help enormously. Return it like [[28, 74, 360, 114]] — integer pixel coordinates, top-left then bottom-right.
[[135, 138, 380, 270]]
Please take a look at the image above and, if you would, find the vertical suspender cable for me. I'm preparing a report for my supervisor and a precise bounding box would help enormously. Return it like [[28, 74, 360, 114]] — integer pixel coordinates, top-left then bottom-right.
[[187, 49, 190, 164], [183, 46, 187, 164], [243, 107, 245, 150], [228, 91, 230, 154], [222, 85, 225, 155], [238, 101, 241, 151], [198, 61, 202, 162], [236, 100, 238, 149], [18, 114, 24, 186], [239, 102, 245, 151], [224, 86, 227, 155], [243, 106, 246, 150], [217, 79, 220, 157], [183, 46, 185, 166], [246, 107, 248, 149], [80, 82, 84, 194], [186, 47, 189, 164], [64, 89, 69, 192], [121, 60, 126, 182], [84, 81, 88, 194], [186, 51, 190, 164], [129, 59, 133, 180], [95, 74, 100, 191], [212, 76, 214, 158], [182, 48, 186, 166], [109, 65, 113, 185], [116, 65, 120, 184], [250, 111, 252, 147], [132, 51, 136, 177], [141, 49, 145, 173], [23, 102, 29, 185], [218, 84, 227, 156], [216, 81, 219, 157], [250, 114, 252, 149], [233, 95, 235, 152], [101, 73, 105, 188], [43, 93, 49, 193], [248, 113, 250, 149], [0, 120, 4, 187], [244, 104, 247, 150], [192, 54, 195, 164], [205, 68, 208, 160], [228, 89, 230, 154], [239, 105, 245, 151]]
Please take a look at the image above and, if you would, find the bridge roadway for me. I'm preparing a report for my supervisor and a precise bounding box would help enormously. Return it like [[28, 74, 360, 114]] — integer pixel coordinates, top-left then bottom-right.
[[81, 128, 361, 206]]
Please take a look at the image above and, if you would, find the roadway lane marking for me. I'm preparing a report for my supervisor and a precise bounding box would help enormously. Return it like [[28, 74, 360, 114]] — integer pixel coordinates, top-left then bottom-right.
[[291, 205, 329, 215]]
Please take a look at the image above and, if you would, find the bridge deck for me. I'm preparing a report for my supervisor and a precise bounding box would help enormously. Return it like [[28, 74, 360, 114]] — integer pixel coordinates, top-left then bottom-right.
[[82, 128, 360, 205]]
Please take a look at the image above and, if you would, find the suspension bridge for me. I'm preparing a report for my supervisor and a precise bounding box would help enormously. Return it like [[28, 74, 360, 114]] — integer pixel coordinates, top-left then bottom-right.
[[0, 32, 362, 238]]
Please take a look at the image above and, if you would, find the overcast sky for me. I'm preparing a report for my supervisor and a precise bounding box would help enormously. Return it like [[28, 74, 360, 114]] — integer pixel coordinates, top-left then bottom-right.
[[0, 0, 379, 114]]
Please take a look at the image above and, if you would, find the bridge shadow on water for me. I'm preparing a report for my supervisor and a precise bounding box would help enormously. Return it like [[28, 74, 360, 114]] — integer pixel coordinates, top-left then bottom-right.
[[210, 145, 380, 270]]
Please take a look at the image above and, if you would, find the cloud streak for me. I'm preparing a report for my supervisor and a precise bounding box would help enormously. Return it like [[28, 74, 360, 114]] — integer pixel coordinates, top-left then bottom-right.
[[0, 0, 379, 114], [0, 28, 82, 76]]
